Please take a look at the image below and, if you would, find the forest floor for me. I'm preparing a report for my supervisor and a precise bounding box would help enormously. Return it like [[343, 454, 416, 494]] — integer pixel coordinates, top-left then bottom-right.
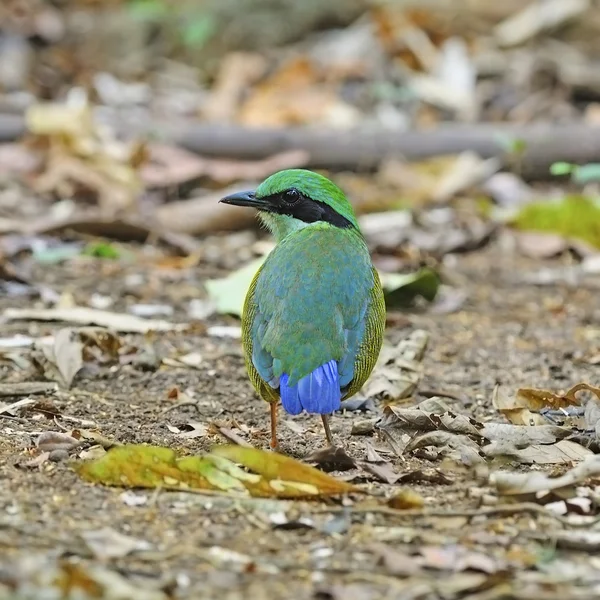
[[2, 235, 600, 600]]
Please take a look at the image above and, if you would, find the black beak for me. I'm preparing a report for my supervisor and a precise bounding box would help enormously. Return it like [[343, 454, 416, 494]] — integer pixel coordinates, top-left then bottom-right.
[[219, 190, 268, 210]]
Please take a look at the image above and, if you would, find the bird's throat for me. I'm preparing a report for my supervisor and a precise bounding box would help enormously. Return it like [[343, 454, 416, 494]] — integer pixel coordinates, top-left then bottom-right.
[[258, 213, 311, 242]]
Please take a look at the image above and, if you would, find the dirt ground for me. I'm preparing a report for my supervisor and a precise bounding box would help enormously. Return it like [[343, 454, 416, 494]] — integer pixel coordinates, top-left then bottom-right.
[[1, 236, 600, 600]]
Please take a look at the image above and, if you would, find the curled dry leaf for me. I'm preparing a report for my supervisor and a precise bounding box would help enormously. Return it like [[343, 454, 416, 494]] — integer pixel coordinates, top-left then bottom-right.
[[37, 431, 80, 453], [491, 454, 600, 496], [516, 383, 594, 410], [382, 400, 482, 437], [75, 444, 357, 498]]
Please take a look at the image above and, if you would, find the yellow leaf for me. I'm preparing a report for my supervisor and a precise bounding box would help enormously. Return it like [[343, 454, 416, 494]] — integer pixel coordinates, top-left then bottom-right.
[[211, 445, 358, 496], [74, 444, 356, 498]]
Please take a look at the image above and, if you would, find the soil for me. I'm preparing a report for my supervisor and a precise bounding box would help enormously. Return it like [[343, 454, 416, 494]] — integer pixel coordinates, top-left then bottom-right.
[[1, 236, 599, 600]]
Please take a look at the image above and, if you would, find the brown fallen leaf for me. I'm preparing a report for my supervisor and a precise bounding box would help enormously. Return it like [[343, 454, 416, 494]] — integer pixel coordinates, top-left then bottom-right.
[[141, 145, 308, 188], [516, 383, 598, 411], [509, 439, 594, 464], [388, 488, 425, 510], [515, 231, 569, 259], [203, 52, 267, 122], [493, 385, 545, 426]]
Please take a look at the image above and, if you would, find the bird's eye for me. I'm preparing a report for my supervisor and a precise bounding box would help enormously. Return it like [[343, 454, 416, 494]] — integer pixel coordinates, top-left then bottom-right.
[[282, 189, 301, 205]]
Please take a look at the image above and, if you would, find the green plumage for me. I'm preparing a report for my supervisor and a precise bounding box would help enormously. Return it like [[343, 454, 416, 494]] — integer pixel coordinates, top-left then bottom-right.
[[242, 227, 385, 405], [233, 169, 385, 411]]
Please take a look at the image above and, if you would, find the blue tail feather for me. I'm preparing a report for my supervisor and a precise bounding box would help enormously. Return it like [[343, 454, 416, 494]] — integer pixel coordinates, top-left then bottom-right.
[[280, 360, 341, 415]]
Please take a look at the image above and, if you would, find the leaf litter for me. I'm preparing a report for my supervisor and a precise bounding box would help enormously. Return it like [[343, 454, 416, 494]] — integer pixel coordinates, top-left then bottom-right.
[[5, 4, 600, 597]]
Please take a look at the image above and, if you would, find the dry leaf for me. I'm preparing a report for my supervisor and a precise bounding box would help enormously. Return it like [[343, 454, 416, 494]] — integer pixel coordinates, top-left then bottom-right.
[[81, 527, 151, 560], [4, 306, 184, 333], [43, 328, 83, 388], [491, 454, 600, 495], [361, 461, 401, 484], [363, 330, 429, 401], [37, 431, 80, 453], [480, 423, 571, 446], [239, 56, 359, 128], [75, 444, 357, 498], [516, 383, 592, 410], [493, 385, 546, 426], [419, 545, 501, 574], [26, 100, 144, 215], [388, 488, 425, 510], [511, 440, 594, 464]]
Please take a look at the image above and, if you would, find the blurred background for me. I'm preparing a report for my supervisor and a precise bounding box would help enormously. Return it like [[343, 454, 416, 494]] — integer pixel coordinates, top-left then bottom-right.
[[1, 0, 600, 308]]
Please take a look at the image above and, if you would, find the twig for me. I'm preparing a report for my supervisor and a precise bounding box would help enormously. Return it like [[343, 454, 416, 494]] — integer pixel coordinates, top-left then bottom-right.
[[309, 502, 600, 528], [0, 382, 58, 398], [161, 400, 200, 414], [0, 397, 38, 414]]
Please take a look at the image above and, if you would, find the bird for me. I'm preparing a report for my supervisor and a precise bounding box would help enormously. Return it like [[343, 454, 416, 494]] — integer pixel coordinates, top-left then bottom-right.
[[220, 169, 385, 449]]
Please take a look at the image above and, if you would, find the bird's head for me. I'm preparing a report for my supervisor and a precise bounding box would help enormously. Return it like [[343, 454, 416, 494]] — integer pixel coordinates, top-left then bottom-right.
[[220, 169, 359, 240]]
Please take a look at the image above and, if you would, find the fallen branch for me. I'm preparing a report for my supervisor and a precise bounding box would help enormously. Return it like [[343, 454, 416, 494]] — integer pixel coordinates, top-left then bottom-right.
[[134, 120, 600, 181], [3, 113, 600, 180]]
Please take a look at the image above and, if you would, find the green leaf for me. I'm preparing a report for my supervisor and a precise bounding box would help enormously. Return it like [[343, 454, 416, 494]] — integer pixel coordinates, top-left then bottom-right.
[[571, 163, 600, 185], [512, 196, 600, 248], [379, 268, 440, 307], [205, 257, 266, 317], [549, 162, 575, 176], [82, 242, 122, 260], [33, 245, 82, 264], [74, 444, 357, 498], [181, 14, 215, 48]]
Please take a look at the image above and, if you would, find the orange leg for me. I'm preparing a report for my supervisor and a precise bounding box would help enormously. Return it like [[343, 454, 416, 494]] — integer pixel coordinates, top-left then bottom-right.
[[321, 414, 334, 447], [270, 403, 278, 450]]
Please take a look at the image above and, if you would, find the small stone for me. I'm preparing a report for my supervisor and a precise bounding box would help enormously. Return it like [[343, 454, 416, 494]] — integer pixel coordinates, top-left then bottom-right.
[[49, 449, 69, 462], [351, 419, 375, 435]]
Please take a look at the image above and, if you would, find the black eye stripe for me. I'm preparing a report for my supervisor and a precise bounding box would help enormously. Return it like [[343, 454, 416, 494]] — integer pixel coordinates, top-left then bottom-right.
[[257, 189, 354, 229]]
